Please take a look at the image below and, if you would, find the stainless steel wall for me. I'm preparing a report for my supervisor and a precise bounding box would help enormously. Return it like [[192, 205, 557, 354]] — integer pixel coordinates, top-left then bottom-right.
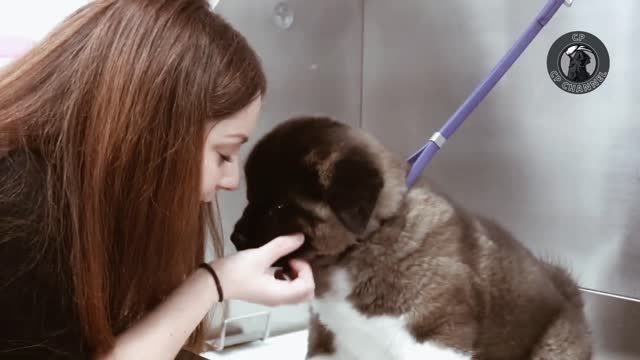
[[215, 0, 639, 357]]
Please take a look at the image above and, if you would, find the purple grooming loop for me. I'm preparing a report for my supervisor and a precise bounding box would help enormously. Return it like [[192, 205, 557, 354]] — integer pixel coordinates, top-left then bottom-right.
[[406, 0, 574, 188]]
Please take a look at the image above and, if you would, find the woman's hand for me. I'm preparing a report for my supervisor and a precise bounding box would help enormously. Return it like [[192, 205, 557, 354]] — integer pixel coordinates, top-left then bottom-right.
[[210, 234, 315, 306]]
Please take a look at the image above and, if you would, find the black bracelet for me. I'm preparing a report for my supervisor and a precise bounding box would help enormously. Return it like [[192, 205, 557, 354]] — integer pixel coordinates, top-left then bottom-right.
[[199, 263, 224, 302]]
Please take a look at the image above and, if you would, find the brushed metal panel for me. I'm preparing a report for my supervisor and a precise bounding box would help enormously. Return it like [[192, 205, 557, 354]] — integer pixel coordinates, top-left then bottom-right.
[[362, 0, 640, 302], [582, 291, 640, 359], [211, 0, 364, 340]]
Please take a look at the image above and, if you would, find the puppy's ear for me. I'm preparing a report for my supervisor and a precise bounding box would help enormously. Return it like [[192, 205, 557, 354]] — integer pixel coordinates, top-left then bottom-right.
[[325, 149, 384, 234]]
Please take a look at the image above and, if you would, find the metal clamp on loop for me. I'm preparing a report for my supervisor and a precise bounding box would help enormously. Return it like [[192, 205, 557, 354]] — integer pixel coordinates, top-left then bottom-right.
[[429, 132, 447, 149], [564, 0, 574, 7]]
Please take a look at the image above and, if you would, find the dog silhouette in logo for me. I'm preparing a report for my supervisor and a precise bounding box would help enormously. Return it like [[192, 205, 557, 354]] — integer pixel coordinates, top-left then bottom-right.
[[565, 45, 593, 82]]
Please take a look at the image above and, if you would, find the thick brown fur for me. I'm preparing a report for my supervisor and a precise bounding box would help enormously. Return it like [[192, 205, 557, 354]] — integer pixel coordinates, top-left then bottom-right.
[[231, 116, 592, 360]]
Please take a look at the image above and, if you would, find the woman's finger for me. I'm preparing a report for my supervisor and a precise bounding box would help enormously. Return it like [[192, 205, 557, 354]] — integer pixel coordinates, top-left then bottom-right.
[[280, 259, 315, 301], [288, 259, 314, 284], [262, 260, 314, 304], [267, 280, 314, 305], [257, 234, 304, 266]]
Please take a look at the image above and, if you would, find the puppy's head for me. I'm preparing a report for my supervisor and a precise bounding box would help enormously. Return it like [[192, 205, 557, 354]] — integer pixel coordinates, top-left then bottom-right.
[[230, 116, 408, 268]]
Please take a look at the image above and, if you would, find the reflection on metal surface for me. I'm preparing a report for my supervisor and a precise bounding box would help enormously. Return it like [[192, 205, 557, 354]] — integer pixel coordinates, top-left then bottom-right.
[[273, 2, 294, 30]]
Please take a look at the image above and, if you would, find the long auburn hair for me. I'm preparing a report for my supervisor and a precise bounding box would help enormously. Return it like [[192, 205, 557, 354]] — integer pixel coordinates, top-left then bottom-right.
[[0, 0, 265, 353]]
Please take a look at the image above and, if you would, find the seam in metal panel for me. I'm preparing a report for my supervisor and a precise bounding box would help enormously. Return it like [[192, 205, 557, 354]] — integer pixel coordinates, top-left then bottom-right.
[[580, 287, 640, 304], [358, 0, 365, 129]]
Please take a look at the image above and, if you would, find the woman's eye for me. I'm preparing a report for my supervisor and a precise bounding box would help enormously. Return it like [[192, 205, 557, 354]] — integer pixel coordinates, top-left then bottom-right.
[[218, 153, 232, 164]]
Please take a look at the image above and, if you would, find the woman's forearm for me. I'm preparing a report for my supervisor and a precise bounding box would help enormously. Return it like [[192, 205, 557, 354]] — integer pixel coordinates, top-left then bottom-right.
[[95, 234, 314, 360], [99, 267, 219, 360]]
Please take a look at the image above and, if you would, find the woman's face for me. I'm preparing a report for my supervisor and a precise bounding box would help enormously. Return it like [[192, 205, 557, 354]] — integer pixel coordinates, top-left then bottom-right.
[[200, 96, 261, 202]]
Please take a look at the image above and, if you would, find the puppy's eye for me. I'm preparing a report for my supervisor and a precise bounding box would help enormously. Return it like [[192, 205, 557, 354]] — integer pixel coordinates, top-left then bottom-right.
[[268, 203, 287, 217]]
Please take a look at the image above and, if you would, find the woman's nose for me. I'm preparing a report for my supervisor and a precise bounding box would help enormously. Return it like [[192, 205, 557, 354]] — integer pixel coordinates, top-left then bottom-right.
[[218, 164, 240, 191]]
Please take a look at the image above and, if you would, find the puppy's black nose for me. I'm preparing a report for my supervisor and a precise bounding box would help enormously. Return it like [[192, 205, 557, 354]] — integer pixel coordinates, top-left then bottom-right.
[[230, 231, 248, 250]]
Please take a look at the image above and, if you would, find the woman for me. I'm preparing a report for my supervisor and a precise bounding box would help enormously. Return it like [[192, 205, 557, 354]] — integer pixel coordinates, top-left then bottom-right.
[[0, 0, 314, 359]]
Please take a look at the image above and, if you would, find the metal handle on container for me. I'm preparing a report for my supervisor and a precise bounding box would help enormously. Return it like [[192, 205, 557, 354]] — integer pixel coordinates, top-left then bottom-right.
[[208, 310, 273, 351]]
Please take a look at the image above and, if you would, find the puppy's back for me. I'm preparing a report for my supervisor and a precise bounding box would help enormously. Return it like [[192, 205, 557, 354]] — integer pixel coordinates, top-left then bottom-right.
[[399, 179, 591, 358], [461, 209, 591, 358]]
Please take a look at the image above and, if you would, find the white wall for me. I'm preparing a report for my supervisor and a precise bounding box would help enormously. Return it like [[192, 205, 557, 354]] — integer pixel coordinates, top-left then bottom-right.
[[0, 1, 223, 67], [0, 1, 89, 66]]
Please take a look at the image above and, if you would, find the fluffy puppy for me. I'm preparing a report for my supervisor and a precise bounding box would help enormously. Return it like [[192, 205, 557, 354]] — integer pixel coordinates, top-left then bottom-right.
[[230, 116, 592, 360]]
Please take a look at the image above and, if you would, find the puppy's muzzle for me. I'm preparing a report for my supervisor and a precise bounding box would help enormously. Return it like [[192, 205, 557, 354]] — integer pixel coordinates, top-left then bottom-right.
[[230, 231, 251, 251], [231, 229, 296, 280]]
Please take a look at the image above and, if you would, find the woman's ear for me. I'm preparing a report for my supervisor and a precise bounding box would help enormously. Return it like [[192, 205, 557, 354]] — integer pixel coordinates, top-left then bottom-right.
[[325, 148, 384, 235]]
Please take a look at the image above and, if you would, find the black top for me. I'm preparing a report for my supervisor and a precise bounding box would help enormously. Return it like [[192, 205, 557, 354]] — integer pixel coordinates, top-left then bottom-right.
[[0, 150, 208, 360], [0, 149, 88, 359]]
